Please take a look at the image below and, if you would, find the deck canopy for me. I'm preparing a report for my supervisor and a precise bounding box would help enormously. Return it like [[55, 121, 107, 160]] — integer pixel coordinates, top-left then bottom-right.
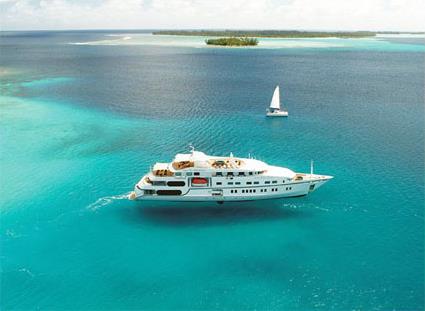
[[153, 163, 169, 171], [266, 165, 296, 179], [173, 151, 210, 169]]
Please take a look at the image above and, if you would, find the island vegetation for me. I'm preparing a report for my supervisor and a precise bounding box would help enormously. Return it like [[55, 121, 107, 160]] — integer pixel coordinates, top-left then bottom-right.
[[205, 37, 258, 46], [153, 30, 379, 38]]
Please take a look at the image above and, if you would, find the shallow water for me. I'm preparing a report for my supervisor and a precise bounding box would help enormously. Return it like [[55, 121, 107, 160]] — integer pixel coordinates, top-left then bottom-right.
[[1, 31, 424, 310]]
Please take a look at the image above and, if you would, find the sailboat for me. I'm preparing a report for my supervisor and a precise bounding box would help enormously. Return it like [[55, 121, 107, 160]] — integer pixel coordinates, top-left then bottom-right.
[[266, 86, 288, 117]]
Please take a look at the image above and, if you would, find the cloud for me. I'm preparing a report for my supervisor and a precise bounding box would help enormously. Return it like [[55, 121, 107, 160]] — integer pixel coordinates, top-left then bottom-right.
[[0, 0, 424, 31]]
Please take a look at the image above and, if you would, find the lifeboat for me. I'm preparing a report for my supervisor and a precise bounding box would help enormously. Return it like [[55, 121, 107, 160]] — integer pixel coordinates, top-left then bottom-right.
[[192, 177, 208, 186]]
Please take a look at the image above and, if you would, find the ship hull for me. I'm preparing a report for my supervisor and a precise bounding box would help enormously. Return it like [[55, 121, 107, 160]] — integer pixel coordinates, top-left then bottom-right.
[[131, 178, 331, 202]]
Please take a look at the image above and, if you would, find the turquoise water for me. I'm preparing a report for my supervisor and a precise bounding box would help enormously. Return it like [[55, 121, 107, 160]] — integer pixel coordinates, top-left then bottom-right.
[[1, 31, 424, 310]]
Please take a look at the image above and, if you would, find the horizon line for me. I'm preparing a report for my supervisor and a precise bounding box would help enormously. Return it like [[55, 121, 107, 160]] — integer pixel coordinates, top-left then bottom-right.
[[1, 28, 424, 33]]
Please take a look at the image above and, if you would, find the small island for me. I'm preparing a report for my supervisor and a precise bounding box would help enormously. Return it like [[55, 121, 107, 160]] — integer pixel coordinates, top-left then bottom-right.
[[205, 37, 258, 46]]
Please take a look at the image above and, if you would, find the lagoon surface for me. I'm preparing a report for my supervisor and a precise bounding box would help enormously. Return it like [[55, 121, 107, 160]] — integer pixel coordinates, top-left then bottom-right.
[[1, 31, 424, 310]]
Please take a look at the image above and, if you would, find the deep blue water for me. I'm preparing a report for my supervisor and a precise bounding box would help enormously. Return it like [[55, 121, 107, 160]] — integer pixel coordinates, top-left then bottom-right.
[[1, 31, 424, 310]]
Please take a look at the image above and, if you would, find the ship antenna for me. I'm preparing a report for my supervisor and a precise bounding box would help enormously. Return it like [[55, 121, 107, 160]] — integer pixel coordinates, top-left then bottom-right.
[[310, 160, 314, 176]]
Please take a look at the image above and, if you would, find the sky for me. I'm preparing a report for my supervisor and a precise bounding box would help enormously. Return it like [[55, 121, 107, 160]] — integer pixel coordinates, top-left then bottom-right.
[[0, 0, 424, 31]]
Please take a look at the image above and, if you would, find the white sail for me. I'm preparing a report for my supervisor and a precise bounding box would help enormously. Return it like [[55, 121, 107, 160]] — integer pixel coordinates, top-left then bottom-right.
[[270, 86, 280, 109]]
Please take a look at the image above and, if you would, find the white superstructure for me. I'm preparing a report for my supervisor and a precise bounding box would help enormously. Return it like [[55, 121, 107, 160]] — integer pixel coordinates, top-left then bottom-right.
[[130, 149, 332, 203], [266, 85, 288, 117]]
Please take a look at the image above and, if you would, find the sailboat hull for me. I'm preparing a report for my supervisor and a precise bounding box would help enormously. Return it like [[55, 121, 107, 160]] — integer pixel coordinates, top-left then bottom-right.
[[266, 110, 288, 117]]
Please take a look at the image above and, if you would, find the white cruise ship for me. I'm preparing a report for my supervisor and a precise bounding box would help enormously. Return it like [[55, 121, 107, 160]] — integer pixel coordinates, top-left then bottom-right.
[[129, 148, 332, 203]]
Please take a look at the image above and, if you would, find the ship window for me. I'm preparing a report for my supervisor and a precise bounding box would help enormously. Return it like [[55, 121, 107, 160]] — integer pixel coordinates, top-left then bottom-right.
[[152, 181, 166, 186], [282, 180, 285, 183], [265, 181, 270, 184], [238, 172, 245, 176], [249, 172, 253, 175], [242, 190, 245, 193], [230, 190, 233, 193], [216, 172, 222, 176], [216, 182, 222, 185], [254, 181, 259, 185], [157, 190, 182, 196], [228, 182, 233, 185], [186, 172, 193, 176], [264, 189, 267, 192], [253, 189, 256, 193], [175, 172, 181, 176], [227, 172, 234, 176], [235, 182, 241, 185], [272, 181, 277, 184], [246, 182, 252, 185], [235, 190, 237, 193], [194, 172, 200, 176], [167, 181, 185, 187], [144, 190, 155, 195]]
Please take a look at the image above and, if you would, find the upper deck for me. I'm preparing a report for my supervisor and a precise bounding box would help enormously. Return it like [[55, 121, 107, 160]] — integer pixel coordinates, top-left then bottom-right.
[[151, 151, 296, 179]]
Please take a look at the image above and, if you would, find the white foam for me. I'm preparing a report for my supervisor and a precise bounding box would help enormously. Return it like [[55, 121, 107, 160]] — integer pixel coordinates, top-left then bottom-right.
[[18, 268, 34, 277], [86, 192, 131, 211], [70, 34, 133, 45]]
